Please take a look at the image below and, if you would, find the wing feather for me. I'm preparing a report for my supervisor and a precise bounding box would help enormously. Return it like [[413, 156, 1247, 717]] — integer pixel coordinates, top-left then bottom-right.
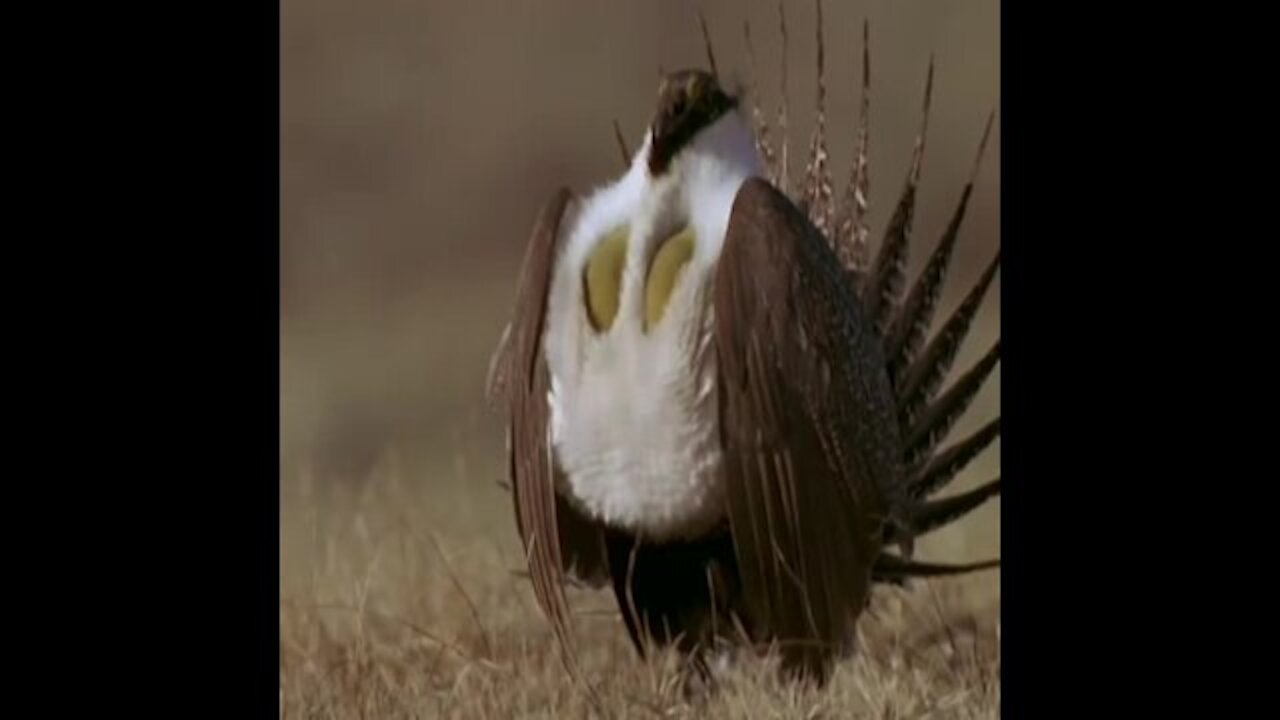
[[492, 189, 602, 672], [715, 178, 902, 680]]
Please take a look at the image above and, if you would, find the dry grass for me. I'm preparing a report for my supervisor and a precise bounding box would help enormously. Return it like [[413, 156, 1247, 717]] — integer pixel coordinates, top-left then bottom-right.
[[281, 446, 999, 719]]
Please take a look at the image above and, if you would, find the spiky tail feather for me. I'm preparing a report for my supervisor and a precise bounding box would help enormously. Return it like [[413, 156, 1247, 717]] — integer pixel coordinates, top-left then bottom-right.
[[831, 19, 872, 278], [799, 0, 834, 236]]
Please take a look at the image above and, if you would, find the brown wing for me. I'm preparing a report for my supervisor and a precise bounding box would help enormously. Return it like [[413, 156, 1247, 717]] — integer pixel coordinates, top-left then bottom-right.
[[491, 188, 609, 672], [715, 178, 904, 681]]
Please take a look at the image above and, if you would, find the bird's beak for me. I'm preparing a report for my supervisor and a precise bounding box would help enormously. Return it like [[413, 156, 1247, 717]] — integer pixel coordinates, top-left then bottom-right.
[[650, 108, 676, 150]]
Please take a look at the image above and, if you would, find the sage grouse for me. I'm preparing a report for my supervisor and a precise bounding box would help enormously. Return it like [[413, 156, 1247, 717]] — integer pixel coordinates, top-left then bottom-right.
[[488, 12, 999, 685]]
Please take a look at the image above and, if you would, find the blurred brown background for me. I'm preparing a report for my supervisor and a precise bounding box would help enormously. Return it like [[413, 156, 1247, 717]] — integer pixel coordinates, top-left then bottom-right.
[[281, 0, 1000, 562]]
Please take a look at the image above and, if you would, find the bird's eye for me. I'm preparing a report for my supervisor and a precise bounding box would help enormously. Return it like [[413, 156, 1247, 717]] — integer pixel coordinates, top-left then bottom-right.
[[671, 99, 686, 116]]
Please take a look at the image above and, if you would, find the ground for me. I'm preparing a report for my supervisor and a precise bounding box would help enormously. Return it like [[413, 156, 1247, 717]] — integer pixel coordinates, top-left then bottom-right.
[[280, 421, 1000, 719]]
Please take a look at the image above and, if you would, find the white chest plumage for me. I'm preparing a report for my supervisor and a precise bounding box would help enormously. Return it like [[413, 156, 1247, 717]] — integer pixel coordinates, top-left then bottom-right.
[[543, 112, 763, 542]]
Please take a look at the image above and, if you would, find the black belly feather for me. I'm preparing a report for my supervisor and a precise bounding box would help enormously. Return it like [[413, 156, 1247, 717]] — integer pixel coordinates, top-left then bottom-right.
[[602, 524, 745, 659]]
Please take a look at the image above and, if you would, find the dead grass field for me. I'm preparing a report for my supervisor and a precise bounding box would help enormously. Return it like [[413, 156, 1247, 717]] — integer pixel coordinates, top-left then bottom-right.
[[279, 443, 999, 719], [281, 2, 999, 715]]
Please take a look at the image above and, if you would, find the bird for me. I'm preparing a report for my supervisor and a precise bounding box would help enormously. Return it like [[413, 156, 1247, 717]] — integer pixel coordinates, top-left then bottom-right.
[[487, 13, 999, 687]]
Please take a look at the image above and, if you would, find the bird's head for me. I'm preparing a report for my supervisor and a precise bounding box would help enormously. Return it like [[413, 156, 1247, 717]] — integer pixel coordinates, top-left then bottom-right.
[[647, 69, 739, 176]]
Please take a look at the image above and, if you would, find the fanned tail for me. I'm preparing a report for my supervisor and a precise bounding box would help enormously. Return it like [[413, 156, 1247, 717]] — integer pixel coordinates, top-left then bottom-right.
[[756, 15, 999, 579]]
